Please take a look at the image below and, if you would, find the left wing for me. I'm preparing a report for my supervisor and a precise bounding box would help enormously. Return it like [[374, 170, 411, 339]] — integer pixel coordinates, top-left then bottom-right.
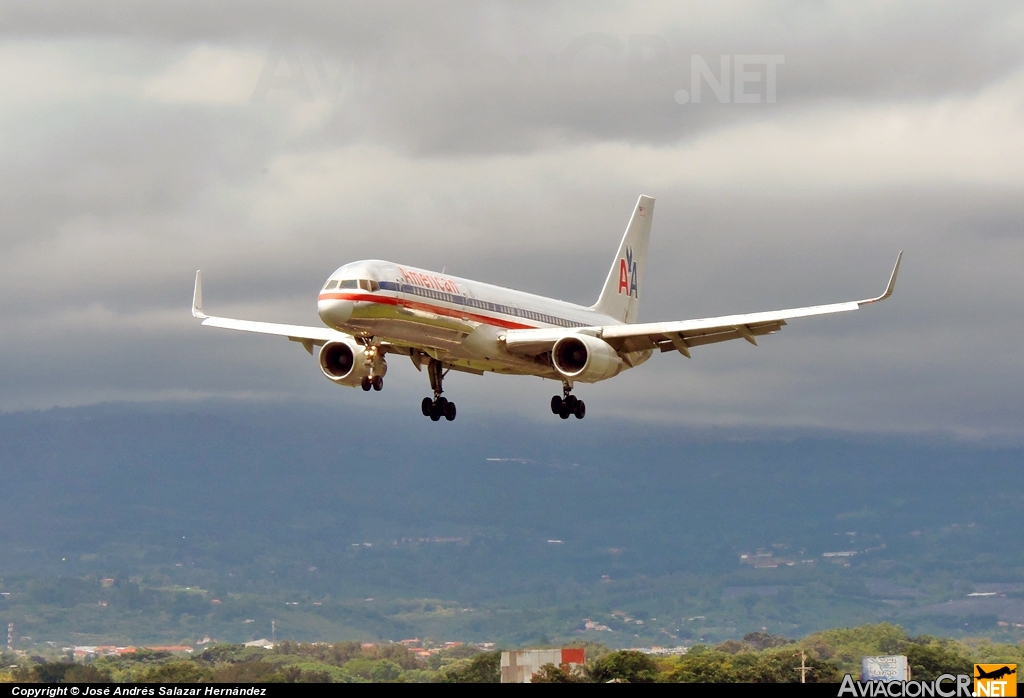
[[192, 270, 353, 354], [506, 252, 901, 358]]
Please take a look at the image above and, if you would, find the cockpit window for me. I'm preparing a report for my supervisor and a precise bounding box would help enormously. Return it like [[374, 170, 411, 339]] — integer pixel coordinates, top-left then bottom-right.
[[335, 279, 378, 292], [323, 279, 339, 290]]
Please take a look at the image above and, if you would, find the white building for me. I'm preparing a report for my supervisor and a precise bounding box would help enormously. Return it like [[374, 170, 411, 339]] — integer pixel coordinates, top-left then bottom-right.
[[500, 648, 586, 683]]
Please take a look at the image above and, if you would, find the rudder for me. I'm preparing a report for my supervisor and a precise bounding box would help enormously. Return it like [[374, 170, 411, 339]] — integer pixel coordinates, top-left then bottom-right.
[[592, 195, 655, 323]]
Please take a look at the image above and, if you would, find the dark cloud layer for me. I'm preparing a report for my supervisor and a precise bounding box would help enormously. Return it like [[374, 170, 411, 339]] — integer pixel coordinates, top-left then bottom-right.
[[0, 2, 1022, 438]]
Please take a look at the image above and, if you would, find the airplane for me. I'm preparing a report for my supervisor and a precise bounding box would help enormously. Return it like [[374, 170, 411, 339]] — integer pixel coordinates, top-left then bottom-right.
[[192, 195, 902, 423], [975, 666, 1016, 681], [974, 663, 1015, 679]]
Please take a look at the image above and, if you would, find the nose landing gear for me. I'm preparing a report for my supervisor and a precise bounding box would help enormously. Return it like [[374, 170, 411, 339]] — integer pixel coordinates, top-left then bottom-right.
[[422, 358, 456, 422], [551, 384, 585, 419], [360, 344, 386, 392], [360, 375, 385, 391]]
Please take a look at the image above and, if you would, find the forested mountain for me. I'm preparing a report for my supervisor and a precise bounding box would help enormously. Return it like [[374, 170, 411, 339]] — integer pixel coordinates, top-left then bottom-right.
[[0, 402, 1021, 646]]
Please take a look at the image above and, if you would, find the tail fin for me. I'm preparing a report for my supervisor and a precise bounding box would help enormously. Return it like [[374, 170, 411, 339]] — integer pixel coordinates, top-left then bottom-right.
[[591, 195, 655, 323]]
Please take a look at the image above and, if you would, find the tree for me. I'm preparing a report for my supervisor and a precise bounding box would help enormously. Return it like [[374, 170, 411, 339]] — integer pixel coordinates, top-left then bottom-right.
[[63, 665, 113, 683], [905, 640, 973, 681], [294, 669, 333, 683], [208, 660, 281, 682], [666, 649, 841, 683], [664, 650, 736, 683], [264, 666, 333, 683], [732, 651, 840, 683], [436, 652, 500, 683], [342, 658, 377, 680], [137, 661, 211, 683], [531, 663, 587, 683], [803, 623, 909, 663], [588, 650, 660, 683], [715, 640, 747, 654], [744, 632, 794, 650], [371, 659, 403, 682], [21, 662, 73, 683]]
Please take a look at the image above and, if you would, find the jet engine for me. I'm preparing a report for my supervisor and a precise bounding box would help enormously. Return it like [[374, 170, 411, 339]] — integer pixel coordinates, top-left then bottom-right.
[[318, 339, 383, 386], [551, 334, 625, 383]]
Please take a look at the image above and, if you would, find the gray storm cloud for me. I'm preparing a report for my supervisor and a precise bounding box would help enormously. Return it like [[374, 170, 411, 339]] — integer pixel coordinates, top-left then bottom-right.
[[0, 1, 1022, 438]]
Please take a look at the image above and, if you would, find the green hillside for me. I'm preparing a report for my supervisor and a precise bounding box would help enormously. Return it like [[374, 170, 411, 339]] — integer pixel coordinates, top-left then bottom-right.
[[1, 402, 1022, 647]]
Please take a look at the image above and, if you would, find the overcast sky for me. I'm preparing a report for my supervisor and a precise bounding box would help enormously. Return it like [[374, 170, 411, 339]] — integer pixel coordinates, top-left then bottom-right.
[[1, 1, 1022, 439]]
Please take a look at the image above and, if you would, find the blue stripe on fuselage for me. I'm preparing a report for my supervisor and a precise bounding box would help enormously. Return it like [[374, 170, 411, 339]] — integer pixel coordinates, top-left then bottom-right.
[[377, 280, 586, 329]]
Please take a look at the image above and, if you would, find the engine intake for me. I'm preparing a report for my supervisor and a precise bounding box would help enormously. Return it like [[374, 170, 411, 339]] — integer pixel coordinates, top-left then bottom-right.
[[320, 341, 356, 379], [551, 334, 624, 383], [318, 339, 380, 386]]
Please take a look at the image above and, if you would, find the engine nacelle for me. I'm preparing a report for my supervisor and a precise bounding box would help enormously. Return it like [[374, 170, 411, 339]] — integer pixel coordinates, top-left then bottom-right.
[[551, 334, 625, 383], [318, 339, 384, 387]]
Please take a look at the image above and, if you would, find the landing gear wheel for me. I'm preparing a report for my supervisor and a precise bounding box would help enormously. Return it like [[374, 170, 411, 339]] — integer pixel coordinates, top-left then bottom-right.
[[372, 376, 384, 391], [553, 384, 584, 420], [361, 376, 372, 391], [423, 359, 457, 422]]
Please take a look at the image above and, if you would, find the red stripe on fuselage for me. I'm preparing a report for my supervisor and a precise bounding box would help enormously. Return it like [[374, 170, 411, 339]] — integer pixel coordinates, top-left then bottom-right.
[[318, 291, 536, 330]]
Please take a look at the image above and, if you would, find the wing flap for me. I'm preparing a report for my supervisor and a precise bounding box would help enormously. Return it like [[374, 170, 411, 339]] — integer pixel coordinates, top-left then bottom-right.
[[651, 320, 786, 353]]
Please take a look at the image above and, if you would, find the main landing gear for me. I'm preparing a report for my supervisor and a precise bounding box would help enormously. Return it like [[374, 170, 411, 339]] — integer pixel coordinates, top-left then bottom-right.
[[551, 383, 585, 420], [421, 358, 456, 422]]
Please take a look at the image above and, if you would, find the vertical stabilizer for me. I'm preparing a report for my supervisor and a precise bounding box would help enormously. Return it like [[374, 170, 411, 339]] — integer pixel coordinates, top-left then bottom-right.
[[591, 195, 655, 323]]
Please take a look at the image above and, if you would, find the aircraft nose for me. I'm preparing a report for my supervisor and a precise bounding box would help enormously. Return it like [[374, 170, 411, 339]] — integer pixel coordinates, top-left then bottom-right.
[[318, 298, 354, 327]]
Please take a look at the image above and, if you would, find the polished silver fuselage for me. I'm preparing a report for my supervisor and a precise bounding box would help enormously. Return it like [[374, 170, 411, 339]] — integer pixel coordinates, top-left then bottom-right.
[[316, 260, 651, 378]]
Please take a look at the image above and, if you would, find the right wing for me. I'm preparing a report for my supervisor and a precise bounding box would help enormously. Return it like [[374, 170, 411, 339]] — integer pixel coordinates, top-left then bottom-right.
[[192, 271, 353, 354]]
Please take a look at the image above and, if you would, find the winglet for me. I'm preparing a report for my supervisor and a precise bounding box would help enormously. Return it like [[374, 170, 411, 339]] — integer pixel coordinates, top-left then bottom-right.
[[859, 251, 902, 306], [192, 270, 207, 319]]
